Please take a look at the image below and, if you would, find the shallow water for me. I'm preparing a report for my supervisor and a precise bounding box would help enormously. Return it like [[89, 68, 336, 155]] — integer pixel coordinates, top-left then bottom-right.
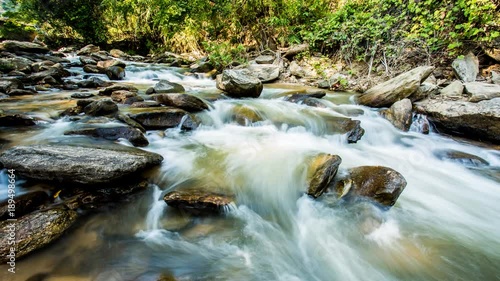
[[1, 62, 499, 281]]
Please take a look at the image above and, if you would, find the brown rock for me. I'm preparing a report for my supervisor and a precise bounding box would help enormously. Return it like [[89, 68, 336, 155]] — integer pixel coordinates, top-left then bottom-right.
[[306, 154, 342, 198], [164, 189, 234, 215]]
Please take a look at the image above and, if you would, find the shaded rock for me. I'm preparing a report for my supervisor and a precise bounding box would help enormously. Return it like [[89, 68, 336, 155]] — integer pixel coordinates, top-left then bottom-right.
[[415, 97, 500, 143], [98, 84, 138, 96], [79, 56, 97, 65], [76, 44, 100, 56], [91, 51, 111, 62], [190, 61, 213, 73], [147, 80, 185, 94], [105, 66, 125, 80], [0, 40, 49, 54], [216, 69, 263, 98], [83, 64, 101, 74], [0, 144, 163, 184], [77, 77, 110, 88], [434, 149, 489, 167], [283, 92, 326, 103], [64, 126, 148, 147], [452, 53, 479, 82], [334, 166, 407, 207], [306, 154, 342, 198], [0, 113, 36, 126], [410, 82, 439, 102], [358, 66, 434, 107], [130, 101, 162, 108], [381, 98, 413, 131], [84, 99, 118, 116], [0, 208, 78, 263], [31, 60, 54, 72], [284, 44, 309, 59], [42, 76, 58, 85], [116, 113, 146, 133], [0, 78, 21, 93], [0, 57, 33, 73], [26, 64, 70, 82], [0, 191, 50, 220], [153, 93, 208, 112], [164, 189, 234, 215], [245, 64, 280, 83], [323, 116, 365, 143], [130, 108, 199, 130], [464, 82, 500, 102], [8, 88, 36, 96], [71, 92, 95, 99], [484, 48, 500, 62], [255, 55, 275, 64], [440, 80, 464, 98]]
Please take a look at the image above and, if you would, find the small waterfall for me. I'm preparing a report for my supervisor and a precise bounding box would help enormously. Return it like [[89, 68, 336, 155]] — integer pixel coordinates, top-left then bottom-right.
[[145, 185, 167, 230], [410, 113, 431, 134]]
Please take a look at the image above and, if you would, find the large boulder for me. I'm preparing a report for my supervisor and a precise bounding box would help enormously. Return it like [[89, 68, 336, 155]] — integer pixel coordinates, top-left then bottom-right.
[[0, 208, 78, 262], [84, 99, 118, 116], [216, 69, 263, 98], [0, 57, 33, 73], [0, 40, 49, 54], [451, 53, 479, 82], [0, 144, 163, 184], [76, 44, 100, 56], [146, 80, 185, 94], [153, 93, 208, 112], [130, 108, 199, 130], [358, 66, 434, 107], [381, 98, 413, 131], [334, 166, 407, 207], [244, 64, 280, 83], [306, 154, 342, 198], [64, 126, 149, 147], [164, 189, 234, 215], [415, 97, 500, 143], [463, 82, 500, 102]]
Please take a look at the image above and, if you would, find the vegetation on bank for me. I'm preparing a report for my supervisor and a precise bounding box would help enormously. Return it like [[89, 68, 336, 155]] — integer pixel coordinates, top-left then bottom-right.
[[1, 0, 499, 67]]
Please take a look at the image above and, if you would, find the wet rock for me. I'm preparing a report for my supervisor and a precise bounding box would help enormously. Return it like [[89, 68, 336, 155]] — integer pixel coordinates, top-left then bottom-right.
[[334, 166, 407, 207], [64, 126, 149, 147], [0, 78, 21, 93], [116, 113, 146, 133], [0, 40, 49, 54], [0, 207, 78, 262], [98, 84, 139, 96], [130, 101, 162, 108], [110, 49, 128, 58], [0, 113, 36, 126], [440, 80, 464, 98], [0, 144, 163, 184], [76, 44, 100, 56], [231, 105, 263, 125], [323, 116, 365, 143], [71, 92, 95, 99], [31, 60, 54, 72], [190, 61, 213, 73], [91, 51, 111, 62], [42, 76, 58, 85], [84, 99, 118, 116], [306, 154, 342, 198], [77, 77, 110, 88], [97, 59, 126, 69], [27, 64, 70, 83], [8, 88, 36, 96], [164, 189, 234, 215], [83, 64, 101, 74], [130, 108, 199, 130], [0, 191, 50, 220], [244, 64, 280, 83], [381, 98, 413, 131], [464, 82, 500, 102], [415, 97, 500, 143], [434, 149, 489, 167], [147, 80, 185, 94], [0, 56, 33, 73], [79, 56, 97, 65], [358, 66, 434, 107], [283, 92, 326, 103], [216, 69, 263, 98], [153, 93, 208, 112], [111, 90, 138, 103], [105, 66, 125, 80], [452, 53, 479, 82], [255, 55, 275, 64]]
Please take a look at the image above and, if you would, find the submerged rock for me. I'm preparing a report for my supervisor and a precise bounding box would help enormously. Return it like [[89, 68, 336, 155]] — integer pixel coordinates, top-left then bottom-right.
[[164, 189, 234, 215], [434, 149, 489, 167], [306, 154, 342, 198], [111, 90, 141, 104], [334, 166, 407, 207], [358, 66, 434, 107], [0, 208, 78, 262], [216, 69, 263, 98], [381, 98, 413, 131], [0, 191, 50, 220], [153, 93, 208, 112], [130, 108, 199, 130], [231, 105, 263, 125], [64, 126, 149, 147], [0, 144, 163, 184], [283, 92, 326, 104]]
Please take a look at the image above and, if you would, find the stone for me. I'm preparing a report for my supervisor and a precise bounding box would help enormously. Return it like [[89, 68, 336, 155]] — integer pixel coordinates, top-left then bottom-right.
[[31, 60, 54, 72], [64, 126, 149, 147], [164, 189, 234, 215], [27, 64, 70, 82], [463, 82, 500, 102], [410, 82, 439, 102], [0, 57, 33, 73], [283, 92, 326, 104], [0, 79, 21, 93], [255, 55, 275, 64], [190, 61, 213, 73], [433, 149, 489, 167], [116, 113, 146, 133], [79, 56, 97, 65], [334, 166, 407, 207], [153, 93, 208, 112], [323, 116, 365, 143], [76, 44, 100, 56], [91, 51, 111, 62], [0, 191, 49, 220], [71, 92, 95, 99], [244, 64, 280, 83], [452, 53, 479, 82], [0, 113, 36, 126], [216, 69, 263, 98], [110, 49, 128, 58], [97, 59, 126, 69], [381, 98, 413, 131], [440, 80, 464, 97], [130, 108, 199, 130], [105, 66, 125, 80], [0, 40, 49, 54], [284, 44, 309, 59], [111, 90, 137, 103], [83, 65, 101, 74], [231, 105, 263, 125], [0, 144, 163, 184], [147, 80, 185, 94], [415, 97, 500, 143], [77, 77, 110, 88], [306, 154, 342, 198], [358, 66, 434, 107], [98, 84, 138, 96], [84, 99, 118, 116], [7, 88, 36, 96], [492, 71, 500, 85], [130, 101, 162, 108]]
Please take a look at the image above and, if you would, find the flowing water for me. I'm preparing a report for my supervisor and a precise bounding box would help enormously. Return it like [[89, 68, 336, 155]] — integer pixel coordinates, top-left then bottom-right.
[[1, 61, 499, 281]]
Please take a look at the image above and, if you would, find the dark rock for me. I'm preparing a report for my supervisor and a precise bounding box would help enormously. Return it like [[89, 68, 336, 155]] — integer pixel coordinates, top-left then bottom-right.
[[0, 40, 49, 54], [7, 88, 36, 96], [284, 92, 326, 103], [216, 69, 263, 98], [76, 44, 100, 56], [41, 76, 58, 85], [26, 64, 70, 82], [164, 189, 234, 215], [84, 99, 118, 116], [64, 126, 149, 147], [0, 57, 33, 73], [111, 90, 137, 103], [323, 116, 365, 143], [0, 144, 163, 184], [83, 64, 102, 74], [105, 66, 126, 80], [77, 77, 110, 88], [434, 149, 489, 167], [31, 60, 54, 72], [0, 113, 36, 126], [91, 51, 111, 62], [153, 93, 208, 112], [99, 84, 138, 96], [381, 98, 413, 131], [116, 113, 146, 133], [71, 92, 95, 99], [334, 166, 407, 207], [0, 191, 50, 220], [0, 78, 21, 93], [79, 56, 97, 65], [306, 154, 342, 198], [147, 80, 185, 94], [130, 101, 162, 108], [190, 61, 213, 73], [130, 108, 199, 130]]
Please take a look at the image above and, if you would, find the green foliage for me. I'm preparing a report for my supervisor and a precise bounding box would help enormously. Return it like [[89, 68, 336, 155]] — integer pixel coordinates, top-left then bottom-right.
[[202, 41, 247, 70]]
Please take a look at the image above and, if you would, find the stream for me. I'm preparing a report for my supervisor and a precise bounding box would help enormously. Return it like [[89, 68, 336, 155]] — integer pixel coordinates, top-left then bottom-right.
[[1, 60, 500, 281]]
